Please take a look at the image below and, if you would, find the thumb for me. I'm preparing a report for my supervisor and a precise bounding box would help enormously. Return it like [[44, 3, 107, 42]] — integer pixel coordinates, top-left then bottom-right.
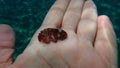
[[0, 24, 15, 65]]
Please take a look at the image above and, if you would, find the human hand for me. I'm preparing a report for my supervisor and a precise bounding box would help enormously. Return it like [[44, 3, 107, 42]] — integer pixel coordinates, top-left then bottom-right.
[[0, 0, 117, 68]]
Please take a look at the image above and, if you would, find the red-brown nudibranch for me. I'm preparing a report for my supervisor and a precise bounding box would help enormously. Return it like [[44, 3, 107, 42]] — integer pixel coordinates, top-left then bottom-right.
[[38, 28, 67, 44]]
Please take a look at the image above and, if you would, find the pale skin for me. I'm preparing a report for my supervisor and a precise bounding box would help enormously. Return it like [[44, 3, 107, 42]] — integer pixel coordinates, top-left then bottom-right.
[[0, 0, 117, 68]]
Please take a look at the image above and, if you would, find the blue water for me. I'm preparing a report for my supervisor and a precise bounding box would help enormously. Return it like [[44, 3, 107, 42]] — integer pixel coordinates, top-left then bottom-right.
[[0, 0, 119, 67]]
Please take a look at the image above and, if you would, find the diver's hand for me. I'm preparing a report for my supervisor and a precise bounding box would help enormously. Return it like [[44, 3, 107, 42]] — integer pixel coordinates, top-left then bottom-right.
[[0, 0, 117, 68]]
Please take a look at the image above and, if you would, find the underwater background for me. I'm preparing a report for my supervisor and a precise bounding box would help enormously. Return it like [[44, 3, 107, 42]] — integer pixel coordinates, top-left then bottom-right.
[[0, 0, 120, 67]]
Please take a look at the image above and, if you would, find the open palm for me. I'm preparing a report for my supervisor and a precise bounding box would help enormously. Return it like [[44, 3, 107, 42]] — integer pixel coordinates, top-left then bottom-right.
[[0, 0, 117, 68]]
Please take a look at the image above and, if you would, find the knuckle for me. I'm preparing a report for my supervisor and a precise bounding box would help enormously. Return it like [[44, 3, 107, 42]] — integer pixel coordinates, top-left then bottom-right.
[[50, 6, 64, 13], [81, 17, 96, 23], [67, 8, 81, 16]]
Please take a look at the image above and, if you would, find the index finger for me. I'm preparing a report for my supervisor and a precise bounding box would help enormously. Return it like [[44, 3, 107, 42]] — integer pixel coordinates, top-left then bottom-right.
[[40, 0, 71, 29]]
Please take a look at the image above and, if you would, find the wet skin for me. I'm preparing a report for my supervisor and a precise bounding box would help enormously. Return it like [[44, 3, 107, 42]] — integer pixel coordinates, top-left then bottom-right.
[[0, 0, 117, 68]]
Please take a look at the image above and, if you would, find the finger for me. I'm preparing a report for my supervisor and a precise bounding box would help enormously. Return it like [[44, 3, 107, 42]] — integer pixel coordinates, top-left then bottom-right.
[[40, 0, 70, 29], [62, 0, 85, 31], [77, 0, 98, 42], [94, 15, 117, 67], [0, 24, 15, 64]]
